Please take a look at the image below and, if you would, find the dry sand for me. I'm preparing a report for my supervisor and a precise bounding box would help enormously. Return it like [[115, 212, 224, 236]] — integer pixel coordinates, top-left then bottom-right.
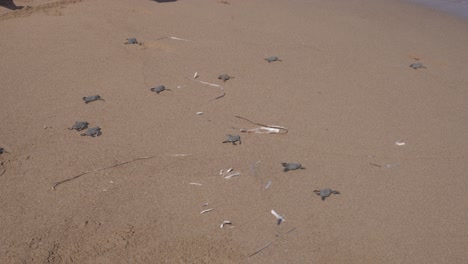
[[1, 0, 467, 263]]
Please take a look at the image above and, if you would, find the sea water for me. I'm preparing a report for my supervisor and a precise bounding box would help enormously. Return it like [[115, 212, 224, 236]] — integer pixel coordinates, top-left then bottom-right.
[[410, 0, 468, 19]]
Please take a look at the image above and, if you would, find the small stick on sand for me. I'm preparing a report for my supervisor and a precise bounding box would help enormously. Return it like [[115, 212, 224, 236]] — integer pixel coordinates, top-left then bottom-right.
[[0, 163, 5, 177], [52, 154, 191, 190], [235, 116, 288, 134], [185, 77, 225, 101]]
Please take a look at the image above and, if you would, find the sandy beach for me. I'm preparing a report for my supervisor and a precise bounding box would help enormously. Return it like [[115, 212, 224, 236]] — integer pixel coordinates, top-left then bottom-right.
[[1, 0, 467, 263]]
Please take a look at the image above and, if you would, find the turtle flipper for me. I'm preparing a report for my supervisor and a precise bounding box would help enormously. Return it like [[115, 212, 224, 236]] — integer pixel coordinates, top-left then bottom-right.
[[321, 196, 326, 201], [332, 190, 340, 195]]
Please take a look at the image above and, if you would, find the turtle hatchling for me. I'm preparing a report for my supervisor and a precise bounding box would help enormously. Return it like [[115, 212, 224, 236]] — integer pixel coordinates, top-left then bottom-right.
[[80, 127, 102, 137], [83, 95, 104, 104], [223, 134, 241, 145], [314, 188, 340, 201], [265, 56, 282, 63], [0, 148, 4, 154], [69, 121, 89, 131], [409, 63, 426, 70], [218, 74, 234, 82], [281, 163, 305, 172], [125, 38, 138, 44], [150, 85, 170, 94]]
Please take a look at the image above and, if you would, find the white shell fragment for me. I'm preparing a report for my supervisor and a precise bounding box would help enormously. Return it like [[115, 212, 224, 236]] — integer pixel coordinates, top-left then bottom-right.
[[265, 181, 272, 189], [170, 36, 190, 41], [271, 210, 285, 225], [395, 140, 406, 146], [200, 208, 213, 214], [194, 72, 199, 79], [220, 220, 233, 228], [224, 172, 241, 179], [196, 112, 203, 115], [188, 182, 202, 186]]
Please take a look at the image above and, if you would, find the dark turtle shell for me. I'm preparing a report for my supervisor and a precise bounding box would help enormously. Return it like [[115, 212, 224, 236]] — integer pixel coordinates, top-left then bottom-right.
[[281, 163, 305, 172], [223, 134, 241, 145], [125, 38, 138, 44], [314, 188, 340, 201], [80, 127, 102, 137], [265, 56, 282, 63], [69, 121, 89, 131], [83, 95, 104, 104], [150, 85, 167, 94]]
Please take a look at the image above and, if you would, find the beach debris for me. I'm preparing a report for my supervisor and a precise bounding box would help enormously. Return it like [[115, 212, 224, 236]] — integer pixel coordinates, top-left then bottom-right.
[[223, 134, 241, 145], [220, 220, 233, 228], [265, 56, 282, 63], [218, 74, 234, 82], [196, 112, 203, 115], [220, 168, 241, 179], [194, 72, 199, 79], [224, 172, 241, 179], [271, 210, 285, 225], [395, 140, 406, 146], [188, 182, 202, 186], [185, 77, 225, 101], [53, 154, 191, 190], [409, 63, 426, 70], [313, 188, 340, 201], [150, 85, 170, 94], [155, 36, 191, 42], [82, 95, 104, 104], [384, 163, 399, 169], [369, 163, 382, 168], [235, 116, 288, 134], [80, 127, 102, 137], [219, 0, 230, 4], [250, 160, 261, 174], [125, 38, 138, 44], [281, 163, 305, 172], [200, 208, 213, 214], [220, 168, 234, 175], [203, 202, 209, 207], [169, 36, 190, 41], [168, 154, 192, 157], [68, 121, 89, 131], [265, 180, 272, 189]]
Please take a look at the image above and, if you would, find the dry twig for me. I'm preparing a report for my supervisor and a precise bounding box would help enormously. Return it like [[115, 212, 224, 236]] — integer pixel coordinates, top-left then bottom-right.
[[235, 116, 288, 134], [52, 154, 191, 190]]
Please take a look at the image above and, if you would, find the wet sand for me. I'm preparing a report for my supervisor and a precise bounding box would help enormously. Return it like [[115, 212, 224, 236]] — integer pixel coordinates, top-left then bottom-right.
[[1, 0, 467, 263]]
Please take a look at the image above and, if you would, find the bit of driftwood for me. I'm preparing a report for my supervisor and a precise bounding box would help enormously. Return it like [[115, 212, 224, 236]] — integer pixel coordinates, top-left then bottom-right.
[[52, 154, 191, 190], [235, 116, 288, 134], [184, 77, 225, 101], [155, 36, 191, 42], [0, 162, 5, 177], [369, 163, 382, 167], [248, 242, 273, 258]]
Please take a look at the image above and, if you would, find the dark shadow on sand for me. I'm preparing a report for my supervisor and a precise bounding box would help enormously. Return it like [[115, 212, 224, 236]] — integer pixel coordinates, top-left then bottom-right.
[[151, 0, 177, 3], [0, 0, 23, 10]]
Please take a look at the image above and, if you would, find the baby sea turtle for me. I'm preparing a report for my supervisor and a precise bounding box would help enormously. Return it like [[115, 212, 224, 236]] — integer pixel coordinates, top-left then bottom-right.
[[68, 121, 89, 131], [80, 127, 102, 137], [150, 85, 171, 94], [0, 148, 4, 154], [83, 95, 104, 104], [265, 56, 282, 63], [222, 134, 241, 145], [409, 63, 427, 70], [218, 74, 234, 82], [313, 188, 340, 201], [125, 38, 138, 44], [281, 163, 305, 172]]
